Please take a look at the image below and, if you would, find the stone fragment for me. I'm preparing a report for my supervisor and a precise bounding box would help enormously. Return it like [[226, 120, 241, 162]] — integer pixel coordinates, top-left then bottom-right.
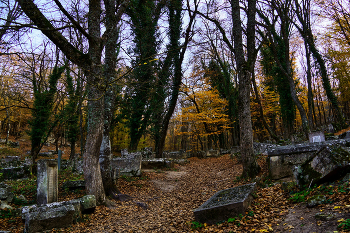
[[79, 195, 96, 212], [22, 202, 76, 233], [63, 180, 85, 190], [111, 152, 142, 177], [193, 183, 256, 224], [309, 131, 325, 143], [0, 183, 9, 200], [307, 195, 327, 207], [294, 146, 350, 188], [315, 212, 336, 221]]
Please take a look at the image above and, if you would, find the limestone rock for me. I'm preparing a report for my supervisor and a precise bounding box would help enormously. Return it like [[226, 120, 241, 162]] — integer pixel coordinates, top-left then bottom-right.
[[294, 146, 350, 188]]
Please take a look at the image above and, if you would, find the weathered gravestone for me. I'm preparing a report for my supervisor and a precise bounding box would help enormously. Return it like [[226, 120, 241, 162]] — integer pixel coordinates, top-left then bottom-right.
[[111, 152, 142, 177], [294, 146, 350, 188], [193, 183, 256, 224], [37, 160, 58, 205], [309, 131, 325, 143]]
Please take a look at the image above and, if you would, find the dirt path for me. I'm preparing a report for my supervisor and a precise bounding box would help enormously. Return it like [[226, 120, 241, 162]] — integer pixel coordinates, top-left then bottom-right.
[[61, 155, 350, 233]]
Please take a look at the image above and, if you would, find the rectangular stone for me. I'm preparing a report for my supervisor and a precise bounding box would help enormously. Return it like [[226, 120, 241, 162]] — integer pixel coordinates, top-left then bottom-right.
[[111, 152, 142, 177], [193, 183, 256, 224], [37, 160, 58, 205], [309, 131, 325, 143]]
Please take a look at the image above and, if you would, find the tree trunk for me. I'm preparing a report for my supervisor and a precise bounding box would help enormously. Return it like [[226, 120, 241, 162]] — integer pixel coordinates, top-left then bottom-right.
[[83, 0, 105, 205], [231, 0, 260, 178]]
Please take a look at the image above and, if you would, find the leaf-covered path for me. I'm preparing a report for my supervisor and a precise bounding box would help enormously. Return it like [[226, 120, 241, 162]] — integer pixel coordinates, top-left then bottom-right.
[[66, 155, 291, 232]]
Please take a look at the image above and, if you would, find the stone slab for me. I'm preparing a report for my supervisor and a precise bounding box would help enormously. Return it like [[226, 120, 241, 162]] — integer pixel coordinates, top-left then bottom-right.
[[267, 139, 350, 180], [22, 202, 76, 233], [193, 183, 256, 224], [111, 152, 142, 177], [141, 158, 174, 170], [309, 131, 325, 143], [37, 160, 58, 205]]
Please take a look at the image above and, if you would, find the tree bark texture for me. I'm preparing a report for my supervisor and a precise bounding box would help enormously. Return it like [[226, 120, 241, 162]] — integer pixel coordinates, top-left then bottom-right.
[[231, 0, 260, 178]]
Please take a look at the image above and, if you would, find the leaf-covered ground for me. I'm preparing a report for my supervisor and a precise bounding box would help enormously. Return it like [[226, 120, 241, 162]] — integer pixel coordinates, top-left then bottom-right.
[[2, 154, 350, 232]]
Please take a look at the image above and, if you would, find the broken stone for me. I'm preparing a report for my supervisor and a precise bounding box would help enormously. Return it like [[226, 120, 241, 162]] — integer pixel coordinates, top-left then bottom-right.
[[307, 195, 327, 207], [142, 158, 174, 169], [0, 183, 9, 200], [22, 202, 77, 233], [315, 212, 336, 221], [294, 146, 350, 188], [205, 150, 220, 158], [63, 180, 85, 190], [79, 195, 96, 212], [193, 183, 256, 224], [0, 200, 13, 210], [0, 165, 31, 180], [112, 152, 142, 177]]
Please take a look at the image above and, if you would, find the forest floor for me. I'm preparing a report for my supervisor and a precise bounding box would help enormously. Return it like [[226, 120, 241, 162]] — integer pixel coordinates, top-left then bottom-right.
[[1, 139, 350, 232]]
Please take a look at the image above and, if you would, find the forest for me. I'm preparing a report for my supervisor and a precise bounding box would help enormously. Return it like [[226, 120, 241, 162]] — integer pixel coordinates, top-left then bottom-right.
[[1, 0, 350, 204]]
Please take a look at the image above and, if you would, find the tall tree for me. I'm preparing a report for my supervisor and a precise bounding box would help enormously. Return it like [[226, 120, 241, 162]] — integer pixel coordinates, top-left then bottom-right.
[[197, 0, 261, 178], [294, 0, 346, 129], [17, 0, 129, 205]]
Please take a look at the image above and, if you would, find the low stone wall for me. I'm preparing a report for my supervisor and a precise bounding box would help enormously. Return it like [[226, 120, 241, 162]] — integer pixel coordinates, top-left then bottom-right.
[[267, 139, 350, 180], [111, 152, 142, 177]]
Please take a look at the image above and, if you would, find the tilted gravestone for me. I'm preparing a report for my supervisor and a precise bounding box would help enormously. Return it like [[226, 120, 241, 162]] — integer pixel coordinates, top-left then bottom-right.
[[309, 131, 325, 143], [37, 160, 58, 205], [193, 183, 256, 224]]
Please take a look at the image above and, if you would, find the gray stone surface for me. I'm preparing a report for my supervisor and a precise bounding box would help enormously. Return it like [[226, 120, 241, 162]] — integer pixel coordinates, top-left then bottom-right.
[[339, 131, 350, 139], [79, 195, 96, 212], [309, 131, 325, 143], [111, 152, 142, 177], [267, 139, 350, 180], [63, 180, 85, 190], [37, 160, 58, 205], [0, 183, 10, 200], [294, 146, 350, 187], [205, 150, 220, 157], [22, 202, 76, 233], [0, 165, 31, 180], [142, 158, 174, 169], [193, 183, 256, 224], [22, 195, 95, 233], [307, 195, 327, 207], [315, 212, 336, 221]]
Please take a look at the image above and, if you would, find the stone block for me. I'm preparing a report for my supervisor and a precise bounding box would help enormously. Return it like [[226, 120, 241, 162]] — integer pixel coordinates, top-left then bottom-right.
[[193, 183, 256, 224], [0, 165, 30, 180], [142, 158, 174, 169], [205, 150, 220, 157], [339, 131, 350, 139], [309, 131, 325, 143], [79, 195, 96, 212], [111, 152, 142, 177], [0, 183, 10, 200], [37, 160, 58, 205], [294, 146, 350, 187], [63, 180, 85, 190], [22, 202, 76, 233]]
